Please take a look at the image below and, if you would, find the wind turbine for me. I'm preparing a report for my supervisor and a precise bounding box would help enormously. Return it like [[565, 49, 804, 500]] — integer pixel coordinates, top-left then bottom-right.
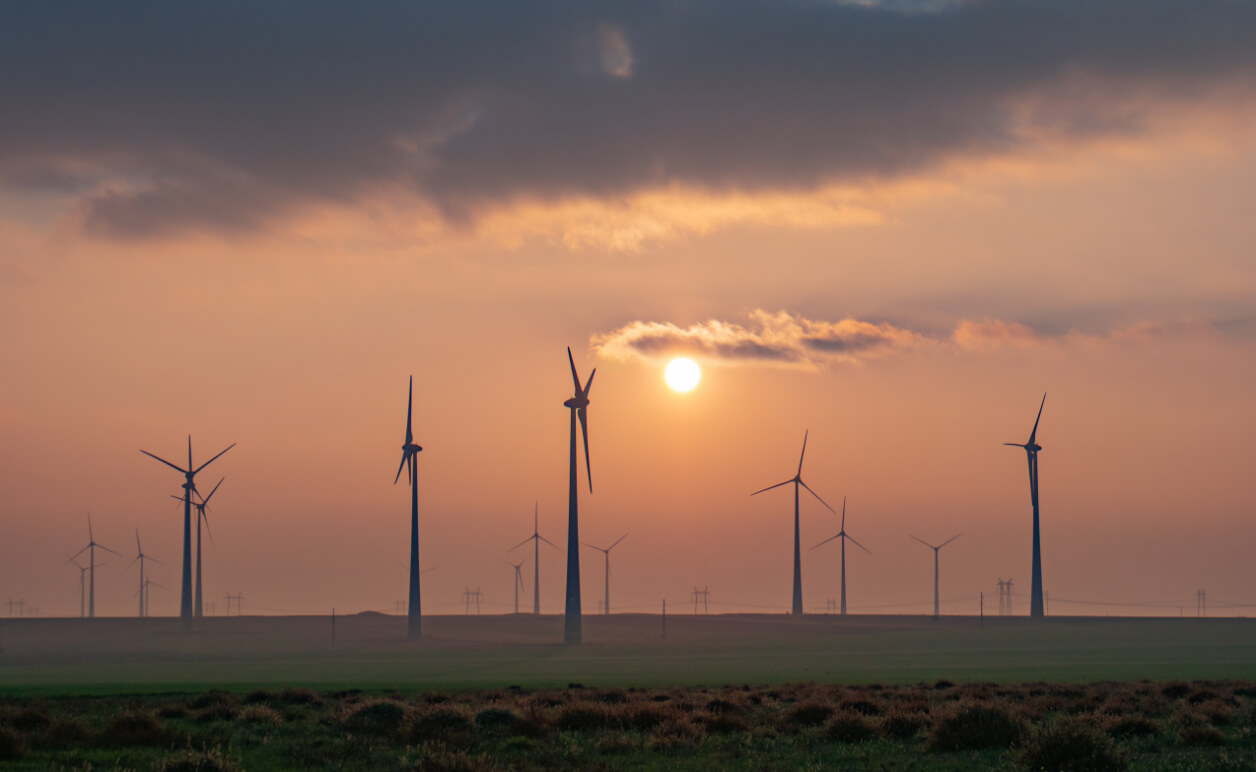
[[190, 478, 222, 618], [68, 514, 121, 618], [510, 502, 558, 615], [128, 529, 161, 618], [66, 554, 94, 618], [752, 431, 835, 615], [562, 346, 595, 644], [394, 376, 424, 639], [582, 533, 627, 616], [811, 497, 869, 615], [140, 579, 163, 617], [911, 534, 962, 618], [505, 556, 528, 614], [1005, 393, 1046, 618], [140, 436, 235, 621]]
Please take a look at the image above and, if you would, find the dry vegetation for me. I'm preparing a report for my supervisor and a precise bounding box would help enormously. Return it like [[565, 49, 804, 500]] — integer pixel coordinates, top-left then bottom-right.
[[3, 679, 1256, 770]]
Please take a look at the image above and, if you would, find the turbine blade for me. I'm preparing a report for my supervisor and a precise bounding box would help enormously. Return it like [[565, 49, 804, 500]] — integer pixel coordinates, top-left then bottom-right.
[[799, 480, 836, 512], [99, 543, 124, 557], [187, 435, 193, 471], [845, 533, 872, 555], [910, 535, 936, 549], [87, 513, 94, 540], [394, 452, 409, 485], [567, 347, 582, 393], [1003, 443, 1027, 448], [201, 509, 215, 545], [193, 442, 236, 475], [135, 528, 141, 554], [580, 541, 601, 551], [751, 479, 793, 496], [66, 551, 85, 566], [583, 367, 596, 397], [1028, 393, 1047, 445], [939, 533, 963, 548], [797, 430, 809, 476], [810, 533, 840, 550], [141, 449, 188, 474], [405, 375, 414, 445], [539, 535, 560, 550], [578, 406, 592, 493], [840, 496, 847, 530], [608, 532, 628, 551], [509, 535, 533, 551], [201, 477, 225, 507]]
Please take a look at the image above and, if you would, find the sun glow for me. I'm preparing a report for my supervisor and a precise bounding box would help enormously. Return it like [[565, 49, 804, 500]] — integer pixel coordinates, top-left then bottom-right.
[[664, 357, 701, 392]]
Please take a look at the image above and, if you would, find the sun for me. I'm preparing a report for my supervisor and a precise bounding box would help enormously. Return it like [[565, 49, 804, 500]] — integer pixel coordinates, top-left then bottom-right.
[[664, 357, 701, 392]]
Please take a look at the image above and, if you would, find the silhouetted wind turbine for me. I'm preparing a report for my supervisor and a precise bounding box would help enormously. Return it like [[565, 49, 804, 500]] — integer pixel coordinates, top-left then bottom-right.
[[811, 497, 870, 615], [173, 478, 223, 618], [66, 554, 94, 618], [582, 533, 627, 616], [68, 514, 121, 618], [505, 556, 528, 614], [141, 436, 235, 621], [752, 431, 835, 615], [911, 534, 961, 618], [395, 376, 424, 639], [1004, 393, 1046, 618], [510, 502, 558, 615], [128, 529, 160, 618], [140, 578, 163, 617], [562, 347, 595, 644]]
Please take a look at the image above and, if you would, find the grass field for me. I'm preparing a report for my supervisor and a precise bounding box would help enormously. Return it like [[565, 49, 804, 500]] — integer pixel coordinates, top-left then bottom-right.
[[4, 615, 1256, 769], [3, 613, 1256, 694]]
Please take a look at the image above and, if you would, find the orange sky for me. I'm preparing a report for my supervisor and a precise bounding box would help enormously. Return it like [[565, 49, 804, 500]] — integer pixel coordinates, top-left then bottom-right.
[[2, 1, 1255, 618]]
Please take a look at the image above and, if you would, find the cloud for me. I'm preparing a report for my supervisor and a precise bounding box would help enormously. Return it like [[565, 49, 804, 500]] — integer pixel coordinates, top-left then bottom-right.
[[594, 311, 1229, 368], [3, 0, 1255, 237]]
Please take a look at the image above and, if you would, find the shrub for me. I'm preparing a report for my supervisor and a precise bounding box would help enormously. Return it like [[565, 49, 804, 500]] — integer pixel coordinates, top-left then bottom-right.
[[554, 703, 617, 732], [1104, 716, 1160, 739], [6, 707, 51, 732], [1161, 682, 1191, 700], [152, 746, 241, 772], [927, 703, 1025, 752], [100, 711, 171, 747], [826, 710, 877, 743], [194, 704, 240, 723], [414, 745, 499, 772], [405, 706, 474, 745], [39, 718, 92, 750], [593, 689, 628, 705], [239, 705, 282, 726], [625, 704, 668, 731], [473, 707, 517, 734], [242, 690, 277, 705], [158, 703, 190, 720], [279, 688, 321, 706], [782, 702, 834, 731], [1017, 720, 1128, 772], [839, 698, 882, 716], [704, 713, 750, 734], [0, 726, 26, 761], [706, 698, 743, 715], [343, 699, 408, 735], [1179, 723, 1225, 746], [189, 691, 236, 710], [881, 709, 930, 741]]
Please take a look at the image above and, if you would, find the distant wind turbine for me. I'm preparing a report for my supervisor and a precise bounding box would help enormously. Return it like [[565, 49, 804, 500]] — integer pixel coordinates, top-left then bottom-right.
[[139, 578, 164, 617], [172, 477, 223, 619], [752, 431, 835, 615], [141, 436, 235, 621], [562, 347, 595, 644], [128, 529, 161, 618], [510, 502, 558, 615], [68, 514, 121, 618], [66, 554, 95, 618], [811, 497, 870, 615], [395, 376, 424, 639], [1004, 393, 1047, 618], [505, 556, 528, 614], [911, 534, 962, 618], [582, 533, 627, 616]]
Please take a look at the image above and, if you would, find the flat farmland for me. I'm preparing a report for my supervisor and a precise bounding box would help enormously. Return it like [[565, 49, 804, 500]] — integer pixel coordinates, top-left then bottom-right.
[[3, 613, 1255, 695]]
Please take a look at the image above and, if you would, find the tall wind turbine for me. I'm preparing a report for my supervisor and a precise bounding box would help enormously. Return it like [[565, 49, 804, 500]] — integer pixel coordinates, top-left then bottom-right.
[[1005, 394, 1046, 618], [395, 376, 424, 639], [505, 556, 528, 614], [191, 478, 222, 618], [752, 431, 835, 615], [811, 497, 870, 615], [141, 436, 235, 621], [582, 533, 627, 616], [562, 347, 595, 644], [68, 514, 121, 618], [129, 529, 160, 618], [911, 534, 962, 618], [510, 502, 558, 615]]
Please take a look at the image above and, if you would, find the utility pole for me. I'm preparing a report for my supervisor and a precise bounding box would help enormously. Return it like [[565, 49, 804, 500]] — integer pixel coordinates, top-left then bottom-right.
[[223, 593, 243, 616]]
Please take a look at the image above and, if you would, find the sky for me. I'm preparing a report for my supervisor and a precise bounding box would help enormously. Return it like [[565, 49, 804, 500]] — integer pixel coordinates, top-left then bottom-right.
[[2, 0, 1255, 619]]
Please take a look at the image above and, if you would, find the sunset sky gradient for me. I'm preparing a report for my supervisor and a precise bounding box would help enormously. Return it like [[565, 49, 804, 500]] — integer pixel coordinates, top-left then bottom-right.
[[2, 0, 1254, 618]]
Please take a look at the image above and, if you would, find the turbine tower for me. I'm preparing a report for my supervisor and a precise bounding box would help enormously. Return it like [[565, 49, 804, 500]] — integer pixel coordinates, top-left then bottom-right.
[[128, 529, 160, 618], [506, 556, 528, 614], [141, 436, 235, 621], [140, 578, 163, 617], [811, 497, 870, 615], [510, 502, 557, 615], [1004, 393, 1046, 618], [66, 554, 92, 618], [68, 514, 121, 618], [911, 534, 961, 618], [172, 478, 223, 619], [582, 533, 627, 616], [752, 431, 835, 615], [562, 347, 595, 644], [394, 376, 424, 639]]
